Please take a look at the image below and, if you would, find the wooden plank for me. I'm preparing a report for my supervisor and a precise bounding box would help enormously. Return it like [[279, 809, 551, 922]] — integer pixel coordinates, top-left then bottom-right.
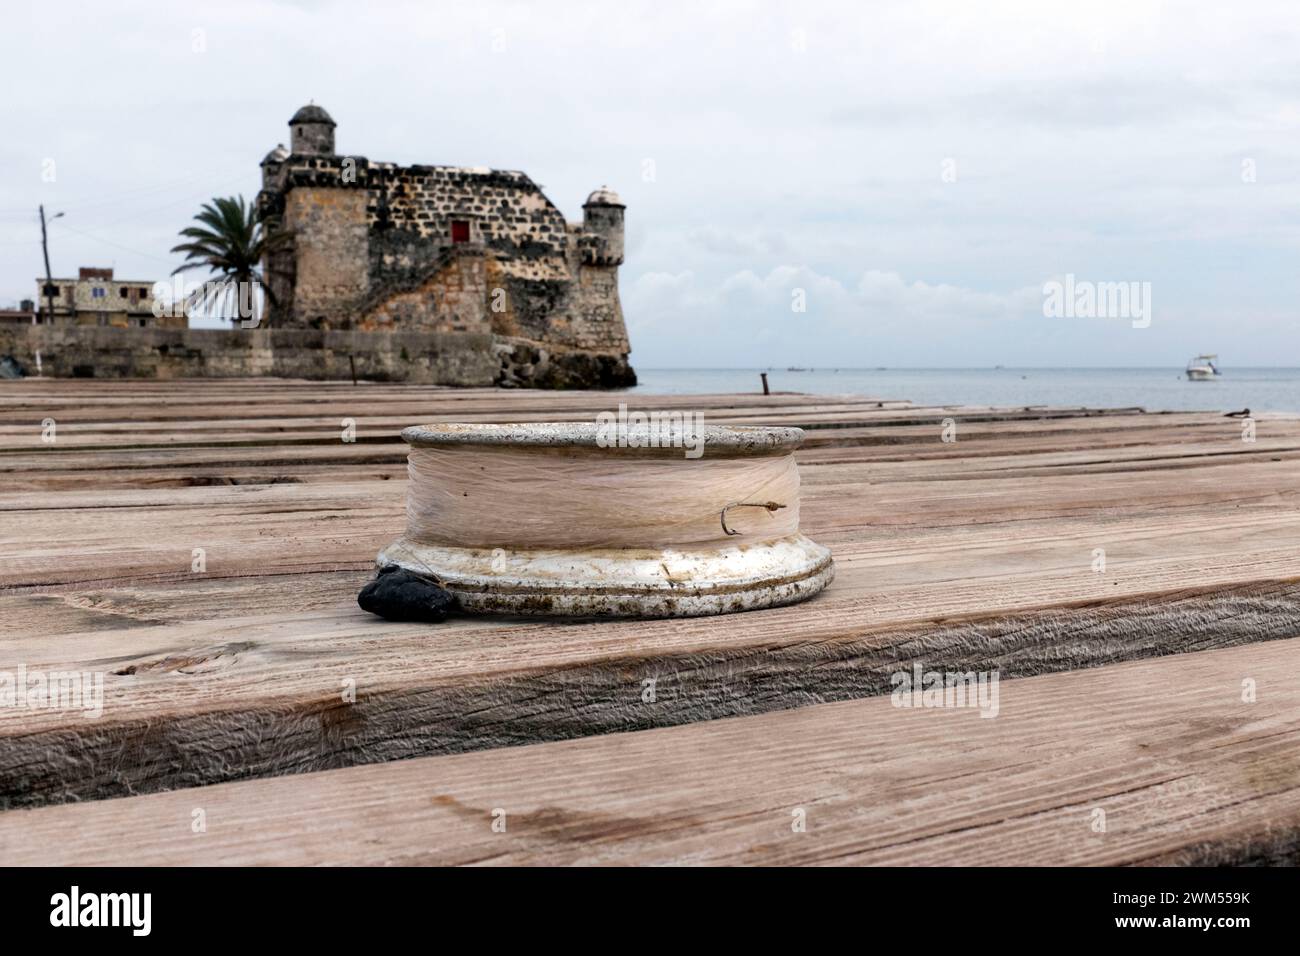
[[2, 638, 1296, 866], [2, 379, 1298, 811], [2, 574, 1298, 807]]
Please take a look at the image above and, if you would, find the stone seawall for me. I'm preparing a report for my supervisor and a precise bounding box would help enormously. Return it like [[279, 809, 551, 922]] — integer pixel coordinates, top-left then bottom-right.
[[0, 326, 635, 389]]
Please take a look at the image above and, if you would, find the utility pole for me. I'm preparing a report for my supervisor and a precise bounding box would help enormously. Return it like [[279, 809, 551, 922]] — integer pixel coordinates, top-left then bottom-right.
[[39, 205, 63, 324]]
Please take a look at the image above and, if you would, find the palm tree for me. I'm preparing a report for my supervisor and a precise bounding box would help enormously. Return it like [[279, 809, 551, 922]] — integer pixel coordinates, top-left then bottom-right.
[[171, 196, 286, 326]]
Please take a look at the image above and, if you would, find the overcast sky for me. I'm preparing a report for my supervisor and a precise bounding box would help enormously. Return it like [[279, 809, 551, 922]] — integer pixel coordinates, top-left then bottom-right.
[[2, 0, 1298, 367]]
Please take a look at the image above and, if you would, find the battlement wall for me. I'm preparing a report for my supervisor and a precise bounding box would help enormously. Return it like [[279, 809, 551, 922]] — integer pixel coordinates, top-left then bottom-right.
[[0, 325, 635, 388]]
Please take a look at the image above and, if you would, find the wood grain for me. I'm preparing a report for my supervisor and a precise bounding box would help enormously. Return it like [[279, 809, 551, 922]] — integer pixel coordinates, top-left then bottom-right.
[[2, 638, 1296, 866], [2, 379, 1298, 813]]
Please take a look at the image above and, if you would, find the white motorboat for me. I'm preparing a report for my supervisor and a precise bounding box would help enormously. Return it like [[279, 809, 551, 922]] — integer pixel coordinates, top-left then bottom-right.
[[1186, 354, 1221, 381]]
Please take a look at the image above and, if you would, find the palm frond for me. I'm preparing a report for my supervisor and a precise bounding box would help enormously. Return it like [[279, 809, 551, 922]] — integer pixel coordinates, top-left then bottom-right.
[[171, 194, 288, 324]]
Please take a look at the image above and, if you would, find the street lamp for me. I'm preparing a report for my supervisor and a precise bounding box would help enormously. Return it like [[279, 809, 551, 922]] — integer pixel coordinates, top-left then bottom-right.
[[39, 206, 64, 324]]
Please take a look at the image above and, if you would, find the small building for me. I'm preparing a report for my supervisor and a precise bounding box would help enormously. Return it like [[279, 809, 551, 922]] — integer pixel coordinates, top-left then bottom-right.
[[34, 268, 187, 329], [0, 299, 38, 327]]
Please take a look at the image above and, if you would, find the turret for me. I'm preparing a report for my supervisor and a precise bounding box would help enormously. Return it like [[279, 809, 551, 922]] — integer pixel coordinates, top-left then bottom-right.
[[582, 186, 625, 266], [288, 103, 336, 156], [260, 143, 289, 188]]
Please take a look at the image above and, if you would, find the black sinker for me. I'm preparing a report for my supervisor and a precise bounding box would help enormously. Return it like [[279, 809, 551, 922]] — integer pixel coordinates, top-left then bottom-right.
[[358, 565, 458, 623]]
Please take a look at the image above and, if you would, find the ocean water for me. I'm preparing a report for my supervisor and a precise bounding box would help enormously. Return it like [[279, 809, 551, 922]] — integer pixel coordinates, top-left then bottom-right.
[[631, 367, 1300, 414]]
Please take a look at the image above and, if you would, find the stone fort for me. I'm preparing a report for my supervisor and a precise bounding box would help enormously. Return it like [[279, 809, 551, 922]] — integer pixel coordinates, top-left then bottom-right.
[[0, 104, 635, 387], [256, 104, 635, 387]]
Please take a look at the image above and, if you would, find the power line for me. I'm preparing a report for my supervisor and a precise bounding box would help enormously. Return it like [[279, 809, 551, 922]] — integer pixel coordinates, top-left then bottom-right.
[[0, 164, 253, 231], [15, 164, 252, 216], [1, 172, 254, 247], [68, 174, 252, 231], [47, 221, 181, 267]]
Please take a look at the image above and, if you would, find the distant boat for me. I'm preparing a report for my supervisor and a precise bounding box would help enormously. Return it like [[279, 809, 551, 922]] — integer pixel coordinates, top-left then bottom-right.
[[1186, 354, 1221, 381], [786, 366, 807, 372]]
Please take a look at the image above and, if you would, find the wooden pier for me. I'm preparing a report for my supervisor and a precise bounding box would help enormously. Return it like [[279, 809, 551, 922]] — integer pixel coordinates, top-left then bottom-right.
[[2, 378, 1298, 865]]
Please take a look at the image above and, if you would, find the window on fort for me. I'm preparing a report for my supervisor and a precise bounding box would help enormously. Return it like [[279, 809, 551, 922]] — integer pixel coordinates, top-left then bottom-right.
[[451, 220, 470, 243], [42, 284, 56, 297], [120, 288, 129, 298]]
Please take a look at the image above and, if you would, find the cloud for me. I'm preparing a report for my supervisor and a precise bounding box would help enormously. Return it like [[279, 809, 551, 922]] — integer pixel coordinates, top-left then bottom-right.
[[2, 0, 1299, 365], [627, 265, 1047, 366], [686, 227, 788, 257], [623, 263, 1254, 368]]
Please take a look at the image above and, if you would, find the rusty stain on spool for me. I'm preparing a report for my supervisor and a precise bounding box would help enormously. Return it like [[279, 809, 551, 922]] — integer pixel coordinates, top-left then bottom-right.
[[377, 423, 835, 618]]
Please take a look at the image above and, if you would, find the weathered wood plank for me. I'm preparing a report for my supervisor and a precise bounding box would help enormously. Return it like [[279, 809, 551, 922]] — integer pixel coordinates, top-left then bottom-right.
[[2, 377, 1300, 811], [2, 638, 1296, 866], [2, 576, 1297, 808], [2, 379, 1298, 813]]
